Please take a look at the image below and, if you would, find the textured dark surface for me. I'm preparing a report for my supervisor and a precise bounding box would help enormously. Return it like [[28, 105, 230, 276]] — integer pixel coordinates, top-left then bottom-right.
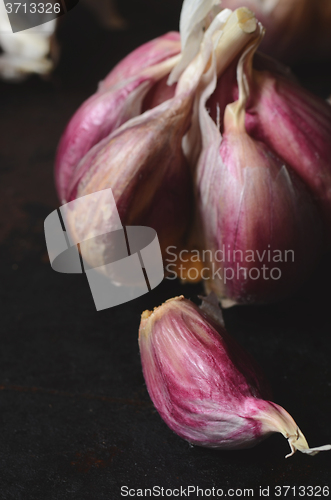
[[1, 2, 331, 499]]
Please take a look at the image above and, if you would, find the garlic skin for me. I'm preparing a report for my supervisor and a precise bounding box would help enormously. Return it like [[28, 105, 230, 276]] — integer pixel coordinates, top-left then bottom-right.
[[245, 70, 331, 237], [55, 33, 181, 203], [139, 295, 331, 456], [196, 33, 323, 306]]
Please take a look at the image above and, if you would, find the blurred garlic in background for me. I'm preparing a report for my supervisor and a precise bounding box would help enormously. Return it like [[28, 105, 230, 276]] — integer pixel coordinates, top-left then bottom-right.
[[0, 0, 56, 81], [219, 0, 331, 63], [0, 0, 126, 82]]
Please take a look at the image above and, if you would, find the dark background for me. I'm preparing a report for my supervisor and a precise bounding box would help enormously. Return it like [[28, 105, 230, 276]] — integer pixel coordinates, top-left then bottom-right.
[[1, 1, 331, 498]]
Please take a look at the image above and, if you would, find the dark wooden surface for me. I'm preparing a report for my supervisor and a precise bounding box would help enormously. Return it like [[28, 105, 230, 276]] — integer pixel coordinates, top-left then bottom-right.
[[1, 2, 331, 498]]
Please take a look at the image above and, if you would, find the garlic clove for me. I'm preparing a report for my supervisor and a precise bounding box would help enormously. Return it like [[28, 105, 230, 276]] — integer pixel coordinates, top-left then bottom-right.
[[65, 95, 194, 261], [205, 50, 296, 135], [55, 50, 181, 204], [139, 295, 331, 456], [168, 0, 226, 85], [101, 32, 181, 90], [196, 31, 323, 305], [206, 108, 323, 305], [141, 74, 177, 113], [245, 69, 331, 238]]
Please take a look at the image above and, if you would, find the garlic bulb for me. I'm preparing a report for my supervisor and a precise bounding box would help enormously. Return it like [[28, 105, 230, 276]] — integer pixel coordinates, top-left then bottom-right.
[[139, 295, 331, 456], [56, 0, 331, 305], [62, 8, 260, 269]]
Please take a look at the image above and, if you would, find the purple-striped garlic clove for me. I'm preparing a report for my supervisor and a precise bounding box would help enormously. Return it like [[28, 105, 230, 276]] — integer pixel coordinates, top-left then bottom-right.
[[65, 94, 194, 260], [205, 51, 296, 134], [208, 105, 323, 305], [55, 33, 181, 204], [245, 69, 331, 239], [196, 31, 323, 306], [139, 295, 331, 456]]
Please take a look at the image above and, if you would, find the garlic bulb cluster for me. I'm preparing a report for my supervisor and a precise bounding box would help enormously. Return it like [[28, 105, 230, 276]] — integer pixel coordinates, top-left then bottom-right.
[[55, 0, 331, 305], [139, 295, 331, 456], [53, 0, 331, 458]]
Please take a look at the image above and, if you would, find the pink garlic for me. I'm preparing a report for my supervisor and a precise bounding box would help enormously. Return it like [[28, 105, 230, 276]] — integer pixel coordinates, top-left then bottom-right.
[[101, 32, 181, 89], [245, 69, 331, 237], [196, 32, 323, 306], [55, 33, 181, 203], [63, 9, 259, 266], [139, 294, 331, 456]]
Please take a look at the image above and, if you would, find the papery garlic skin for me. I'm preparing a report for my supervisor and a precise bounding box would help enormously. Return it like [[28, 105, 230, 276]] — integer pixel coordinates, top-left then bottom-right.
[[139, 296, 331, 456], [55, 33, 181, 203], [181, 7, 258, 168]]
